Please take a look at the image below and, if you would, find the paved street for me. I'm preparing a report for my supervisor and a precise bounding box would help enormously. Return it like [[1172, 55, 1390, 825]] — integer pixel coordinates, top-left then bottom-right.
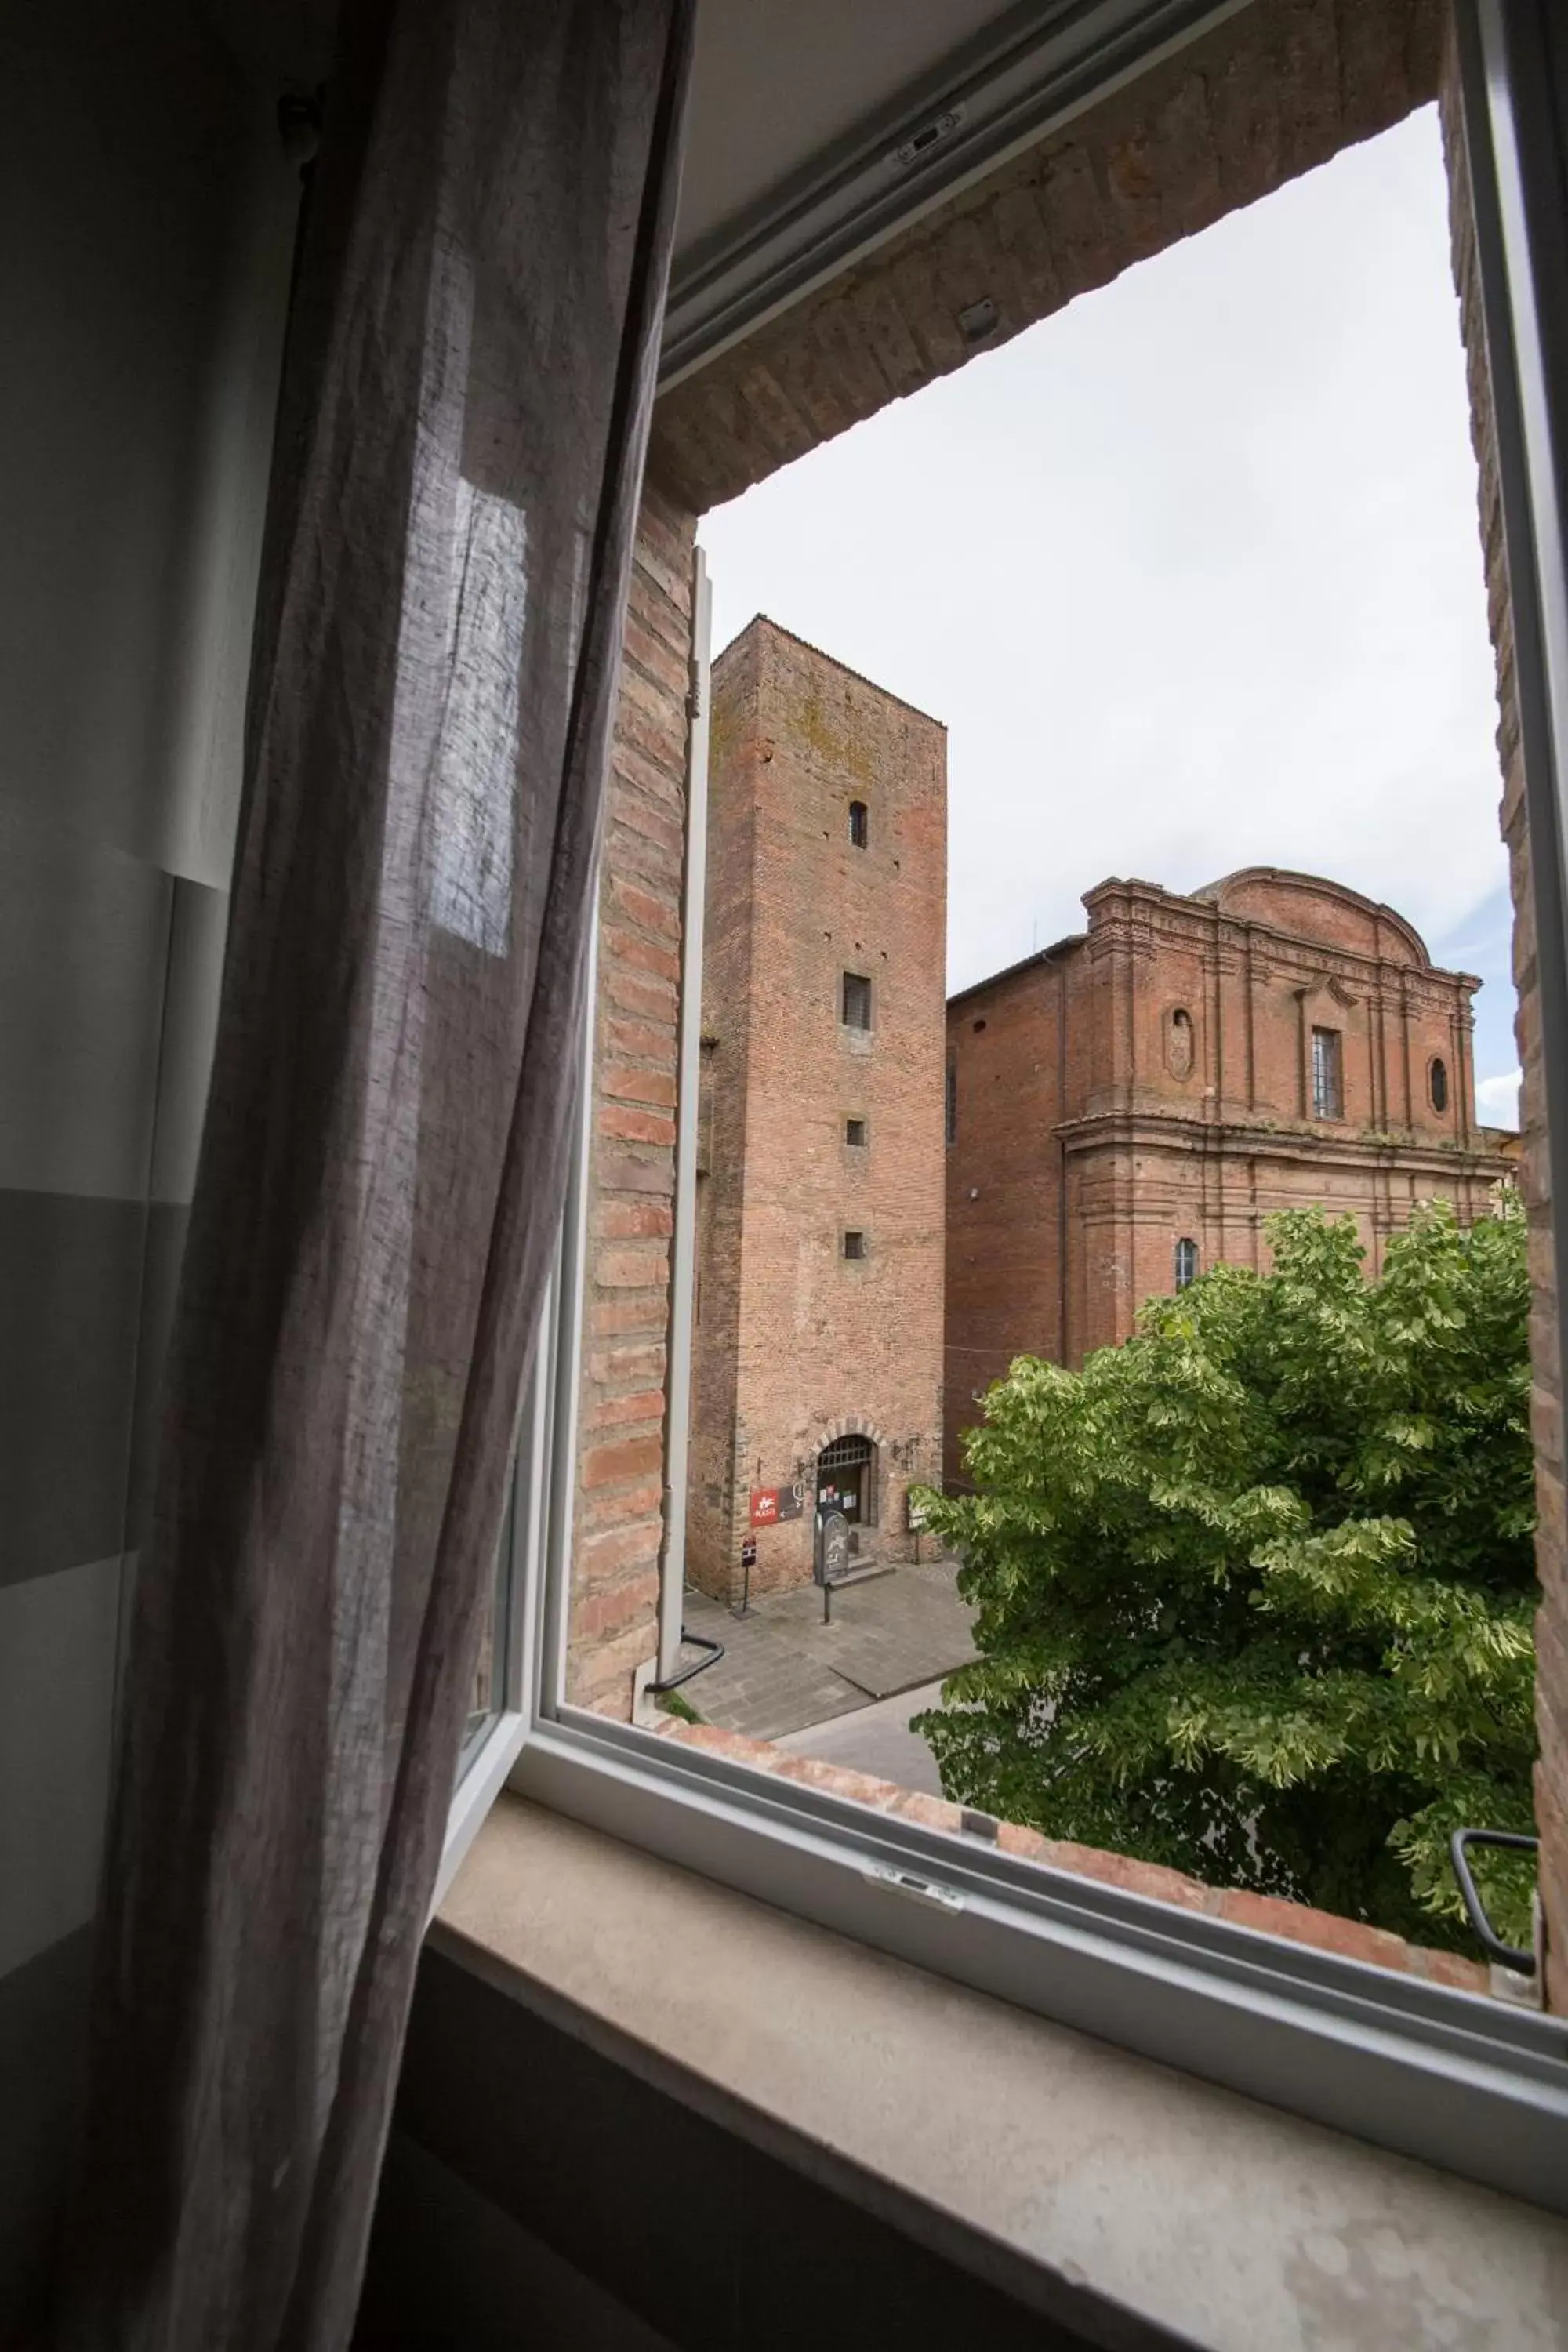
[[774, 1676, 950, 1795], [665, 1557, 976, 1775]]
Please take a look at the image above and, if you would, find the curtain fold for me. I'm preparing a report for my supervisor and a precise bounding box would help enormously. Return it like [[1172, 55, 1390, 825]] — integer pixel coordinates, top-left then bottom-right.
[[59, 1, 693, 2342]]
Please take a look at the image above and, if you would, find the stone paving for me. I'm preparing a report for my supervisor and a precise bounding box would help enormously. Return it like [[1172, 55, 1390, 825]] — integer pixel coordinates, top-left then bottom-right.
[[773, 1675, 950, 1795], [666, 1555, 976, 1747]]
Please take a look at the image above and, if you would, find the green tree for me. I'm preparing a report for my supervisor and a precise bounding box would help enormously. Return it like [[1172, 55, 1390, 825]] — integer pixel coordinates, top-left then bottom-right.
[[914, 1196, 1537, 1950]]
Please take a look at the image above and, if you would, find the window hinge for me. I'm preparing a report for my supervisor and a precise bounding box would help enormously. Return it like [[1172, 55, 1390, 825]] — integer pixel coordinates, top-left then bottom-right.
[[864, 1864, 966, 1915]]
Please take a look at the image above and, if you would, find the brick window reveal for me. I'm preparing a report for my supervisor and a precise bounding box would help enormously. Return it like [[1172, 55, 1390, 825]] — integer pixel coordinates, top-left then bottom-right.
[[848, 798, 869, 848], [1311, 1025, 1343, 1121], [842, 971, 872, 1029]]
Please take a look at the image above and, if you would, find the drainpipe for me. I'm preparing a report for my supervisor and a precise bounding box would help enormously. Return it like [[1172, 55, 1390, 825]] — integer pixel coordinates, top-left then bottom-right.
[[656, 546, 713, 1683]]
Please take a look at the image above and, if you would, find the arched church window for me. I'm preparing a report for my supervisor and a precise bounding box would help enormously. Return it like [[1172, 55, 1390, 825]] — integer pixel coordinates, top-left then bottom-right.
[[1174, 1236, 1199, 1290], [1430, 1057, 1449, 1114], [848, 800, 869, 848]]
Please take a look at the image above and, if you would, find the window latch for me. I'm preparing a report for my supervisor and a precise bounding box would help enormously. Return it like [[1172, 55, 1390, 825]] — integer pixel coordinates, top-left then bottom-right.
[[864, 1864, 966, 1915]]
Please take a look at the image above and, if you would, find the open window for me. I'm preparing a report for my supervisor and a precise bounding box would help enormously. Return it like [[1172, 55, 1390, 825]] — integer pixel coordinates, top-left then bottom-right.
[[458, 0, 1568, 2219]]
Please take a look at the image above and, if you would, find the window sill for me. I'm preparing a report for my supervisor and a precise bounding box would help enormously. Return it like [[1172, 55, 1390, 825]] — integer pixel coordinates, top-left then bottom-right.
[[433, 1794, 1567, 2352]]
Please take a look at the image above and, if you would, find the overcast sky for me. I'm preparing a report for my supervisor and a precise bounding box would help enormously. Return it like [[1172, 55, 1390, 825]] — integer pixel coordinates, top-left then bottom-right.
[[699, 103, 1521, 1128]]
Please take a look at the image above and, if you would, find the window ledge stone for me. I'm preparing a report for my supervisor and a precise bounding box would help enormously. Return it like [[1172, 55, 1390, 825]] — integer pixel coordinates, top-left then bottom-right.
[[434, 1795, 1568, 2352]]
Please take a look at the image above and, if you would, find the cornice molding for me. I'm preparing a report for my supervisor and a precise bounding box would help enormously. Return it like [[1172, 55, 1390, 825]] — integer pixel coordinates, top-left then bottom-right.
[[1054, 1108, 1515, 1178]]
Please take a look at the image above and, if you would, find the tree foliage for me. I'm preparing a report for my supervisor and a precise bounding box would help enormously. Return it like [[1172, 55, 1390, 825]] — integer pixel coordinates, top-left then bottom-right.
[[914, 1198, 1538, 1950]]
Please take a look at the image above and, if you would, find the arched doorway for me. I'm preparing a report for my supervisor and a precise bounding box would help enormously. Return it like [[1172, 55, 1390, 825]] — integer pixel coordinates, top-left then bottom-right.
[[815, 1432, 878, 1541]]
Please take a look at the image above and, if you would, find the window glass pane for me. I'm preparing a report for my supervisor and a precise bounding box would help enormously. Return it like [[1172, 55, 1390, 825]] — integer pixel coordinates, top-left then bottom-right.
[[459, 1478, 512, 1773], [1311, 1025, 1343, 1120]]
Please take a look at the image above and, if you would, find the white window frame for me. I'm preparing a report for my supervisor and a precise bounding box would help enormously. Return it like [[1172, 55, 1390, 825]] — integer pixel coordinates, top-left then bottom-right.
[[445, 0, 1568, 2215]]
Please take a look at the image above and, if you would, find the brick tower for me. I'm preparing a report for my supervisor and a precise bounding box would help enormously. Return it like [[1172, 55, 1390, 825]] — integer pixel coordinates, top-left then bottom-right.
[[686, 618, 946, 1602]]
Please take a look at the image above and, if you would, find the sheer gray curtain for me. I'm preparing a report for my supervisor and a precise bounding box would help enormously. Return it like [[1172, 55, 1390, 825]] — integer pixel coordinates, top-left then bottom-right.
[[59, 1, 692, 2343]]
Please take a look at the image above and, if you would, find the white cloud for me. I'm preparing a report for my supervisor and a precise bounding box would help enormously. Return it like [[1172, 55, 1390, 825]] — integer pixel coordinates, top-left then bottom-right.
[[1477, 1069, 1522, 1127], [699, 105, 1512, 1025]]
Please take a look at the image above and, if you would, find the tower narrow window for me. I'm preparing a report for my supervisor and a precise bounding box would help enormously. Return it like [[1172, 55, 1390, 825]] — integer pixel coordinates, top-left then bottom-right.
[[1430, 1056, 1450, 1113], [843, 1229, 866, 1261], [848, 799, 869, 848], [845, 1116, 866, 1147], [1311, 1025, 1343, 1120], [842, 971, 872, 1029], [945, 1062, 956, 1145], [1174, 1237, 1199, 1290]]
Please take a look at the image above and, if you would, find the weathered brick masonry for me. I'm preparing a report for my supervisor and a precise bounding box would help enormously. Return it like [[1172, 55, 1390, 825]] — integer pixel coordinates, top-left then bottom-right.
[[565, 479, 695, 1715], [687, 620, 946, 1602], [561, 0, 1566, 2003], [648, 0, 1445, 512], [944, 868, 1514, 1479]]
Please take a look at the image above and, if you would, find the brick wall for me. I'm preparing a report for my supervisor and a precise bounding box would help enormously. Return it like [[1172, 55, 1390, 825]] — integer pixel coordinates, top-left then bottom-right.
[[1442, 56, 1565, 2008], [687, 619, 946, 1601], [945, 951, 1076, 1483], [565, 477, 696, 1716], [685, 629, 758, 1595], [662, 1720, 1489, 1996], [649, 0, 1444, 514]]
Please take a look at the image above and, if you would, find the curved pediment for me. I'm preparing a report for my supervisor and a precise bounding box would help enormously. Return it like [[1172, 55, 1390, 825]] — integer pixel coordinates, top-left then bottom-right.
[[1192, 867, 1430, 967]]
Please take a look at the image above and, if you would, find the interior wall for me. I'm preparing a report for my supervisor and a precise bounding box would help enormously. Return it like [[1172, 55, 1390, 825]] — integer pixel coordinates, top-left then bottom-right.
[[361, 1946, 1116, 2352], [0, 0, 301, 2325]]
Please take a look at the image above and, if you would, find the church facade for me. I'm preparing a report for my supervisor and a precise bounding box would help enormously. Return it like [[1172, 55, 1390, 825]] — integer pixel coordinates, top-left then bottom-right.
[[943, 869, 1516, 1485]]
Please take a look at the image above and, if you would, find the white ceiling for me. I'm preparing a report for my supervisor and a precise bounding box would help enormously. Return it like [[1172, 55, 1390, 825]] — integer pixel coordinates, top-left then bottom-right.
[[221, 0, 1236, 381], [664, 0, 1236, 380]]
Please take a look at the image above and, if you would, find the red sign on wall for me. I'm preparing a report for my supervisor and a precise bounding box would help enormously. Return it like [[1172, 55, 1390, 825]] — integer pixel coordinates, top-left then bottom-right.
[[750, 1482, 804, 1526]]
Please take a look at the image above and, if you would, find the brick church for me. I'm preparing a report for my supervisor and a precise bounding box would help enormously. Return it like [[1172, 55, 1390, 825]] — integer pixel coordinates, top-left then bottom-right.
[[686, 619, 946, 1602], [944, 869, 1517, 1485]]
